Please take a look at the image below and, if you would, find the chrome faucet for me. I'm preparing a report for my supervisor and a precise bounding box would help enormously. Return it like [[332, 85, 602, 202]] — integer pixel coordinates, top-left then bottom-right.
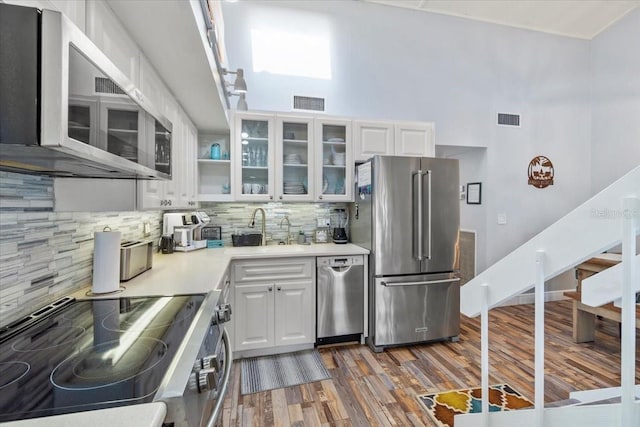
[[280, 216, 291, 245], [248, 207, 267, 246]]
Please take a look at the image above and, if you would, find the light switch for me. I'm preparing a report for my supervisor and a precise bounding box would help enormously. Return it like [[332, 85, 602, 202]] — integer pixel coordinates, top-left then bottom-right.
[[497, 213, 507, 225]]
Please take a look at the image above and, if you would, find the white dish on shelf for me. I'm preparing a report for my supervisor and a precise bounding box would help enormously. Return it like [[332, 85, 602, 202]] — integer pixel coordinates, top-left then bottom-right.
[[328, 138, 344, 142]]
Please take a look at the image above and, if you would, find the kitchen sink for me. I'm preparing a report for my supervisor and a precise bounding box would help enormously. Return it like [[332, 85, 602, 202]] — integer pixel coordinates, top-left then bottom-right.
[[231, 233, 263, 247]]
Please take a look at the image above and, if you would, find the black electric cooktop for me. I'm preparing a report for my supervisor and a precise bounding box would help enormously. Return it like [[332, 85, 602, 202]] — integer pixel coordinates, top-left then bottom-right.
[[0, 295, 204, 423]]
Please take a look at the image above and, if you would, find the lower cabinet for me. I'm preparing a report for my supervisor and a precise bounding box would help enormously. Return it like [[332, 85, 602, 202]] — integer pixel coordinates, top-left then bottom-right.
[[232, 258, 315, 354]]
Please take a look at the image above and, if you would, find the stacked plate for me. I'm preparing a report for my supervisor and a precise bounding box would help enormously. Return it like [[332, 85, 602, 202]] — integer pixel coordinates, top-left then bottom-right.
[[284, 153, 302, 165], [283, 181, 306, 194]]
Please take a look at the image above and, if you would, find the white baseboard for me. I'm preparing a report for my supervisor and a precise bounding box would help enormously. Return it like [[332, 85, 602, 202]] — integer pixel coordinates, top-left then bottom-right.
[[499, 289, 573, 307]]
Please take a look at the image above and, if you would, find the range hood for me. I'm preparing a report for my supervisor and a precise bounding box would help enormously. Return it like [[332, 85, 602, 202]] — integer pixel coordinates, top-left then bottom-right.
[[0, 4, 172, 180]]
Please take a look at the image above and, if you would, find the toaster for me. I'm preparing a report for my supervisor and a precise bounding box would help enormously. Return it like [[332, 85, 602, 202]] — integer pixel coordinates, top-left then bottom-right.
[[120, 240, 153, 281]]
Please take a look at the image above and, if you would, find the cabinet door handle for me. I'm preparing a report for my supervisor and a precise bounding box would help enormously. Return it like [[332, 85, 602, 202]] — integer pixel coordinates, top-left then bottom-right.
[[319, 195, 323, 200], [268, 287, 273, 292], [270, 196, 273, 200], [277, 286, 282, 291], [279, 195, 283, 200]]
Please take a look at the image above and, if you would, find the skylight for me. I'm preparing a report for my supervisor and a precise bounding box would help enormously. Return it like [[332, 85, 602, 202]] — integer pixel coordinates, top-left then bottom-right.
[[250, 29, 331, 80]]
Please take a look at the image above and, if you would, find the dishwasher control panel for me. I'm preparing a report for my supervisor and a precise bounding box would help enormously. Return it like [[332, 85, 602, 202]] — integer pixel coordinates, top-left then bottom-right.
[[317, 255, 364, 268]]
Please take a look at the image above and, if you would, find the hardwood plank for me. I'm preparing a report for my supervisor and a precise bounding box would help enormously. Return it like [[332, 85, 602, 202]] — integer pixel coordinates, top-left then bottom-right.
[[222, 301, 640, 426], [271, 388, 289, 427]]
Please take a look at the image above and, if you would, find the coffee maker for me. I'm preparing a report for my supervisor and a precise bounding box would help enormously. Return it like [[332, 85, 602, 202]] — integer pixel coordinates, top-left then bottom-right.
[[331, 209, 348, 244]]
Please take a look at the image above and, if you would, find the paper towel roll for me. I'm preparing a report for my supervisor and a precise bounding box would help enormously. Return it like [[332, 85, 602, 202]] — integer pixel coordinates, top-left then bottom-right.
[[92, 228, 121, 294]]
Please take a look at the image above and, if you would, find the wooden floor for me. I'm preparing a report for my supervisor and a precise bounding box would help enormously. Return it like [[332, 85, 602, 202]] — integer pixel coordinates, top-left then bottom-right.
[[221, 300, 640, 426]]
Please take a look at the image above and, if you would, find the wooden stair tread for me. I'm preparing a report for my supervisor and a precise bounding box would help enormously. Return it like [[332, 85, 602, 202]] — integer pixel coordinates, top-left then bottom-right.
[[564, 290, 640, 316]]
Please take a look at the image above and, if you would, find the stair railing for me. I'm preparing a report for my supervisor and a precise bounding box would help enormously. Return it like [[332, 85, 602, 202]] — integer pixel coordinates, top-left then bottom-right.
[[457, 166, 639, 426]]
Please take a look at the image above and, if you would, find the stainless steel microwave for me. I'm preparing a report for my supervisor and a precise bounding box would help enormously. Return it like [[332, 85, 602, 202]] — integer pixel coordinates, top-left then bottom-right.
[[0, 4, 171, 179]]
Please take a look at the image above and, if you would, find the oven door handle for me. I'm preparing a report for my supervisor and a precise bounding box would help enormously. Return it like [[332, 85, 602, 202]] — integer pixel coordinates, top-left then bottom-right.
[[206, 327, 232, 427]]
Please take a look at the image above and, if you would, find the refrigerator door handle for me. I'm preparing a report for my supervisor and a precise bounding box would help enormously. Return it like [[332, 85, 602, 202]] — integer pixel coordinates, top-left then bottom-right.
[[413, 170, 423, 260], [426, 170, 432, 260], [381, 278, 460, 287]]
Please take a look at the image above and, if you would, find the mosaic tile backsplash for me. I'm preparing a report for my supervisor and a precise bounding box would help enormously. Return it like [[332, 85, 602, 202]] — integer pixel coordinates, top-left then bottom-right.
[[0, 171, 347, 326], [197, 201, 347, 245], [0, 172, 162, 326]]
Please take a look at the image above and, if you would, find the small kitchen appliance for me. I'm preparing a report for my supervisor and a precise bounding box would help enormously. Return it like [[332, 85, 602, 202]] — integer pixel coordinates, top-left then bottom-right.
[[162, 212, 187, 236], [162, 212, 208, 252], [331, 209, 349, 244], [0, 285, 233, 426], [0, 3, 171, 179], [159, 235, 174, 254], [119, 240, 153, 281]]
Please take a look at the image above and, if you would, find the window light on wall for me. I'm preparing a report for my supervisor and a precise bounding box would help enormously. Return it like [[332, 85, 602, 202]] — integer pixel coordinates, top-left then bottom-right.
[[250, 29, 331, 80]]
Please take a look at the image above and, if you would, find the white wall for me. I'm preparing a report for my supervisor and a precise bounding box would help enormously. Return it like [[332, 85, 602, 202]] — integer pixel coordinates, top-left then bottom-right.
[[590, 8, 640, 194], [437, 146, 488, 270], [222, 0, 594, 272]]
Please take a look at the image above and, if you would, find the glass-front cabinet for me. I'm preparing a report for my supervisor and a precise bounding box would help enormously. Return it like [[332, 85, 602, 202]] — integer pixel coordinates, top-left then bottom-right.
[[315, 118, 353, 202], [234, 112, 275, 201], [275, 115, 314, 202]]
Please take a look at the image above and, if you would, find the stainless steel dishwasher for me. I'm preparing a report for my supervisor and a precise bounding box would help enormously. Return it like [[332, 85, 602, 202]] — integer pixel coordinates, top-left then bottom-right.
[[316, 255, 365, 344]]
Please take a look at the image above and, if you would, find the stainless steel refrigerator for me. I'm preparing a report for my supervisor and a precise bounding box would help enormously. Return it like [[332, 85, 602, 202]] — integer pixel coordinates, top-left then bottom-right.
[[350, 156, 460, 352]]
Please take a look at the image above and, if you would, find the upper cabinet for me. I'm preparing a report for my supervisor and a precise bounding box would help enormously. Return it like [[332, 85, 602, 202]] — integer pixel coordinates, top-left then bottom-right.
[[353, 120, 394, 161], [233, 112, 276, 202], [85, 0, 140, 86], [315, 118, 353, 202], [229, 112, 353, 203], [394, 121, 435, 157], [353, 120, 435, 162], [276, 115, 315, 202]]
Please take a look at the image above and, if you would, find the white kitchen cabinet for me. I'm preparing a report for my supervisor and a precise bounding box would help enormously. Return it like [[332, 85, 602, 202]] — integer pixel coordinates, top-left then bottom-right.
[[274, 280, 314, 346], [137, 100, 198, 210], [233, 112, 276, 202], [353, 120, 395, 162], [354, 120, 435, 161], [232, 258, 315, 355], [180, 113, 199, 209], [85, 0, 140, 86], [51, 0, 85, 32], [394, 121, 435, 157], [234, 283, 275, 351], [197, 133, 233, 202], [315, 118, 353, 202], [4, 0, 86, 31], [275, 115, 315, 202]]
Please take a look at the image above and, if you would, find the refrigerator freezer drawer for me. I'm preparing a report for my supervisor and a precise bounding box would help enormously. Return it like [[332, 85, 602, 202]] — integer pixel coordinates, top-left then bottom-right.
[[373, 273, 460, 347]]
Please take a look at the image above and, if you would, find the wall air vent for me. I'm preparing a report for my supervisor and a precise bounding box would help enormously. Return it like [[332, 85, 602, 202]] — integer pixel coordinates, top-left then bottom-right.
[[95, 77, 126, 95], [293, 95, 325, 112], [497, 113, 520, 127]]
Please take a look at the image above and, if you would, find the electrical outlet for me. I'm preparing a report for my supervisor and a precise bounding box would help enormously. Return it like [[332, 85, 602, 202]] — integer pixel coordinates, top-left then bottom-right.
[[317, 217, 330, 227], [497, 213, 507, 225]]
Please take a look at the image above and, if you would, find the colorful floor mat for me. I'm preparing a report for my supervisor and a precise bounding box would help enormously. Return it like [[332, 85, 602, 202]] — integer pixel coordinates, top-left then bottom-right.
[[417, 383, 533, 427]]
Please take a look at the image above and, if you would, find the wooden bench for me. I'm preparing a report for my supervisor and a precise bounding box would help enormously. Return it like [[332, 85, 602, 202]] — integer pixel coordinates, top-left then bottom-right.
[[563, 255, 639, 343]]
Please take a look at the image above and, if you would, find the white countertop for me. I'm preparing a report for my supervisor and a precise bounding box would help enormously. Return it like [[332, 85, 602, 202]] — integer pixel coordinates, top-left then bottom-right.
[[22, 243, 368, 427], [71, 243, 368, 300], [3, 403, 166, 427]]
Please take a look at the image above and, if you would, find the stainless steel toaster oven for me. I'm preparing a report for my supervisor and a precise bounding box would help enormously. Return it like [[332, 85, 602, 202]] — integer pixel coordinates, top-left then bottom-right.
[[120, 240, 153, 281]]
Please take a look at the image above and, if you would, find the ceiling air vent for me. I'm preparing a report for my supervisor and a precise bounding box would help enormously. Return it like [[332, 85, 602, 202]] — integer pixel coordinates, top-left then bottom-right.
[[497, 113, 520, 127], [95, 77, 126, 95], [293, 95, 325, 112]]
